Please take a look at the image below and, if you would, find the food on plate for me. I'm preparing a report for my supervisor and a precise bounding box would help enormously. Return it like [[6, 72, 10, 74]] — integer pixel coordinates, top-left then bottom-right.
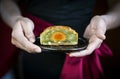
[[40, 26, 78, 45]]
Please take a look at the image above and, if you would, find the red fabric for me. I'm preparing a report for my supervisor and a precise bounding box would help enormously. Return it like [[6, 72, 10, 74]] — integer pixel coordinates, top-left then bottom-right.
[[0, 19, 18, 77], [60, 43, 112, 79]]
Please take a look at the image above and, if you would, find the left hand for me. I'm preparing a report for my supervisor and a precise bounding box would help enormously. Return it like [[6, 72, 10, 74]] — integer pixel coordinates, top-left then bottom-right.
[[69, 16, 107, 57]]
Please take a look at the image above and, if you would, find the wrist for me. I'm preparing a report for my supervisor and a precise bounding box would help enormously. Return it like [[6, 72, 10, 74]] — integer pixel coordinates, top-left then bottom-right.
[[11, 15, 23, 28], [13, 15, 23, 22], [101, 14, 118, 30]]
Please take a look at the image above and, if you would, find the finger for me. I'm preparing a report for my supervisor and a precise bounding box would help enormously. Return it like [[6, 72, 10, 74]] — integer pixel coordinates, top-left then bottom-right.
[[69, 50, 90, 57], [95, 23, 106, 40], [12, 22, 41, 53], [12, 37, 41, 53], [95, 33, 106, 40], [69, 41, 97, 57], [12, 38, 38, 53], [69, 35, 102, 57], [21, 18, 35, 43]]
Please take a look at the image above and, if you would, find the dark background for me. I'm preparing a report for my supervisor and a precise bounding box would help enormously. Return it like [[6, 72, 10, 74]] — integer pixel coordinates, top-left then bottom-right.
[[94, 0, 120, 79]]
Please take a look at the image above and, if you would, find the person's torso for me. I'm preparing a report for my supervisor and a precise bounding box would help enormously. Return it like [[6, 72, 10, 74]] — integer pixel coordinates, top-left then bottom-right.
[[24, 0, 96, 37]]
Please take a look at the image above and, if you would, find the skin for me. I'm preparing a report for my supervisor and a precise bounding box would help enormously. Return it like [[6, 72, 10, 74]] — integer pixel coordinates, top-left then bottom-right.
[[0, 0, 120, 56]]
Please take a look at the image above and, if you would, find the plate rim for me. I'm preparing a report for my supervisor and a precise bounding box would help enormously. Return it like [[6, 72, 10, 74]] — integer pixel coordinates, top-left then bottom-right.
[[34, 36, 88, 52]]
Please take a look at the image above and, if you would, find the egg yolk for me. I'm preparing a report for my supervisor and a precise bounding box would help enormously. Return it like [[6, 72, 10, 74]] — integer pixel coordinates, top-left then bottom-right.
[[51, 32, 66, 42]]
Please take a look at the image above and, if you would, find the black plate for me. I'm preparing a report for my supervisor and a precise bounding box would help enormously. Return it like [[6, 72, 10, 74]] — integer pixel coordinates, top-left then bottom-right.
[[34, 36, 88, 53]]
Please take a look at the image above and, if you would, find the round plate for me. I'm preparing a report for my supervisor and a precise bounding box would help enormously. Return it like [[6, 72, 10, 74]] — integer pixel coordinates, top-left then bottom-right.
[[34, 36, 88, 53]]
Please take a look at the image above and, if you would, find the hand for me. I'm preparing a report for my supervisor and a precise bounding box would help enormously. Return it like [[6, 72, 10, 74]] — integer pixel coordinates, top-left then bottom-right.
[[69, 16, 106, 57], [11, 17, 41, 53]]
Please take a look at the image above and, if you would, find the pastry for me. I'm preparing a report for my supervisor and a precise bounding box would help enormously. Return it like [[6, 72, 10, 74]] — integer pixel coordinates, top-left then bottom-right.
[[40, 25, 78, 45]]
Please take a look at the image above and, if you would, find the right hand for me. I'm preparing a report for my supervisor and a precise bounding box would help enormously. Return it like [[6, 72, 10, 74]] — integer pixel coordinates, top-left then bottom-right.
[[11, 17, 41, 53], [69, 16, 106, 57]]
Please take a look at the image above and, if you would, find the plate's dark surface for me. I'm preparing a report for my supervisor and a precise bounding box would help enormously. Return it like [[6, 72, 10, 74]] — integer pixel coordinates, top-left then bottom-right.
[[34, 36, 88, 53]]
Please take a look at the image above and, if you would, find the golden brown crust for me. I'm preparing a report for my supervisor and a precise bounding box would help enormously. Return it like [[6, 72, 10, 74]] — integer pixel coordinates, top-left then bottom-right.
[[40, 25, 77, 35]]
